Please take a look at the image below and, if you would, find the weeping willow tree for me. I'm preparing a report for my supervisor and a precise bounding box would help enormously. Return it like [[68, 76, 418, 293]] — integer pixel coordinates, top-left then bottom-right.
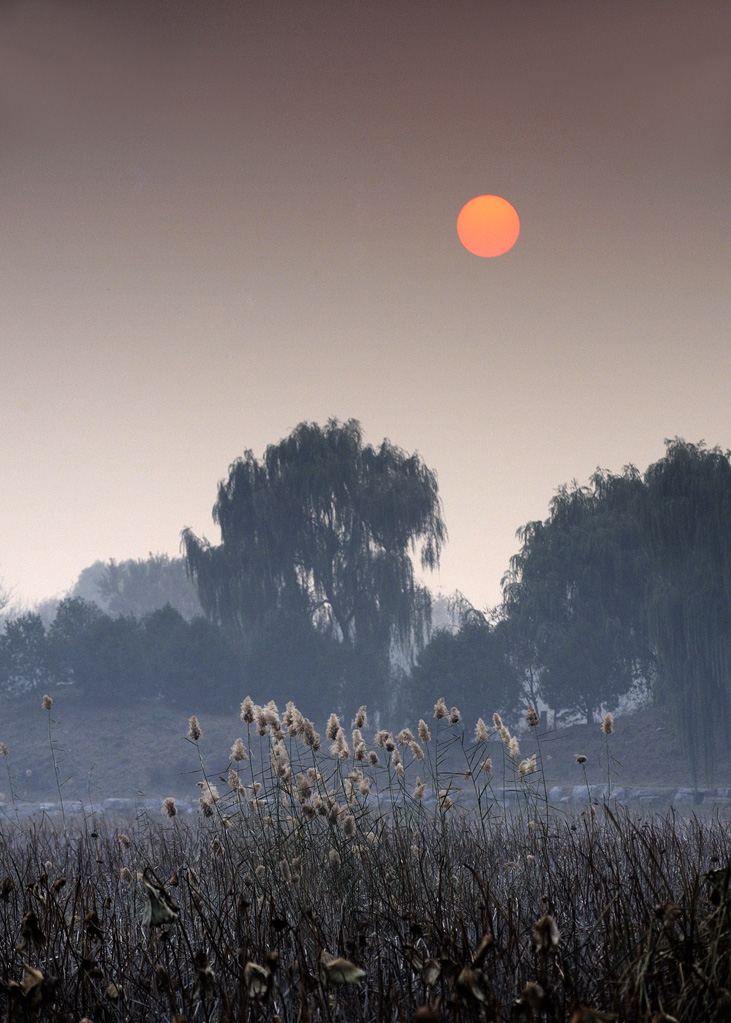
[[182, 419, 446, 710], [501, 467, 651, 722], [642, 439, 731, 787]]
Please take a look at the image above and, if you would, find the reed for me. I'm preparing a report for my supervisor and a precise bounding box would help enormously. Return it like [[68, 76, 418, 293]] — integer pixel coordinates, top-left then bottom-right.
[[0, 697, 729, 1022]]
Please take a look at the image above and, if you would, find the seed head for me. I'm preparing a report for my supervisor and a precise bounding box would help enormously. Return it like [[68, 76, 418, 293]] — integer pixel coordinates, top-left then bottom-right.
[[433, 697, 448, 720], [330, 728, 350, 760], [326, 713, 341, 741], [508, 735, 521, 759], [187, 716, 202, 742], [438, 789, 453, 811], [240, 696, 256, 723], [531, 914, 560, 953], [162, 797, 177, 818], [0, 743, 8, 757], [456, 966, 489, 1004], [474, 718, 488, 742], [601, 713, 614, 735], [263, 700, 280, 728], [254, 706, 268, 735], [319, 951, 366, 988], [418, 719, 431, 742], [575, 754, 588, 765], [193, 950, 216, 1003], [295, 773, 312, 803], [42, 695, 53, 711], [300, 718, 321, 749], [526, 705, 540, 727], [520, 982, 545, 1010], [244, 961, 272, 1001], [197, 781, 219, 804], [354, 705, 367, 728], [231, 737, 248, 762]]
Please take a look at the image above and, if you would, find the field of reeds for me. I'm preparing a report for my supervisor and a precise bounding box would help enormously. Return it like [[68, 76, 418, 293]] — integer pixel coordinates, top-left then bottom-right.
[[2, 697, 731, 1022]]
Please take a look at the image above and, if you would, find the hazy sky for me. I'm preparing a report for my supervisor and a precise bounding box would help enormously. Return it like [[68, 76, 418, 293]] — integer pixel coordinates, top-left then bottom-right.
[[2, 0, 730, 612]]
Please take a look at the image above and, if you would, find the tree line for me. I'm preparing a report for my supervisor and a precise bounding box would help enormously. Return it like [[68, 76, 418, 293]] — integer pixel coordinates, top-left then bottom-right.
[[499, 437, 731, 786], [2, 423, 731, 783]]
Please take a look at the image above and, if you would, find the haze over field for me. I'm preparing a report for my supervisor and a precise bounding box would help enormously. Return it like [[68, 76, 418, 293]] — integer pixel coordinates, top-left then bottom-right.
[[2, 1, 730, 609]]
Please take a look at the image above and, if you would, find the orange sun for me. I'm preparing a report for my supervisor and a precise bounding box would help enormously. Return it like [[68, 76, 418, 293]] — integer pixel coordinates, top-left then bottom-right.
[[457, 194, 520, 257]]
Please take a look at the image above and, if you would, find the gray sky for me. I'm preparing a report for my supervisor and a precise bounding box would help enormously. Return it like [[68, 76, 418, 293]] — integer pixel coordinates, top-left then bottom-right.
[[2, 0, 730, 611]]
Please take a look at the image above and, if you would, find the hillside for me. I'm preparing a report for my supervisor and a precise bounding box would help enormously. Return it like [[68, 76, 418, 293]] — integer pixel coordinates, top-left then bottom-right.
[[0, 691, 723, 810]]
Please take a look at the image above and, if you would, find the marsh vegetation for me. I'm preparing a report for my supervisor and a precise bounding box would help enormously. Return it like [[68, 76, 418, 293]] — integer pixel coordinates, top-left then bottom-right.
[[2, 698, 731, 1022]]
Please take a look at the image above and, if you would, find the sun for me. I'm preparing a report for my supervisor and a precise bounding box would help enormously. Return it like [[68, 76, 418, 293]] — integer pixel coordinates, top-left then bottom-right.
[[457, 195, 520, 257]]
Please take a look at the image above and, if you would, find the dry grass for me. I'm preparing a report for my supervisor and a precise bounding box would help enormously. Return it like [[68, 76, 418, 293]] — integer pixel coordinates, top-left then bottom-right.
[[1, 699, 731, 1022]]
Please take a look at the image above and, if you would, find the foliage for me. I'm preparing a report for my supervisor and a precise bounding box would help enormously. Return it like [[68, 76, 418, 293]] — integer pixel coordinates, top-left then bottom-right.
[[47, 598, 145, 701], [139, 605, 241, 708], [641, 438, 731, 786], [71, 555, 202, 620], [406, 610, 519, 725], [236, 609, 346, 719], [0, 598, 243, 709], [182, 419, 446, 710], [502, 468, 652, 722], [0, 613, 51, 695]]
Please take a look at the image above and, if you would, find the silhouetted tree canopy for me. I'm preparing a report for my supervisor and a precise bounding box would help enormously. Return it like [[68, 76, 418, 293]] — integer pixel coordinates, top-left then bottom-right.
[[502, 467, 652, 723], [641, 438, 731, 786], [406, 610, 519, 726], [0, 612, 50, 694], [182, 419, 446, 710], [71, 554, 202, 620], [0, 598, 244, 709]]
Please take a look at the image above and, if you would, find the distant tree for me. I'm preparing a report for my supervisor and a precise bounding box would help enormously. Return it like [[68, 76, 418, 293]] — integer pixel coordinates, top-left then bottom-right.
[[140, 604, 242, 710], [238, 609, 345, 719], [46, 597, 105, 685], [46, 597, 146, 701], [406, 609, 519, 727], [33, 598, 61, 629], [71, 555, 202, 620], [70, 561, 108, 605], [641, 439, 731, 786], [502, 469, 651, 723], [182, 419, 446, 712], [0, 612, 51, 694]]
